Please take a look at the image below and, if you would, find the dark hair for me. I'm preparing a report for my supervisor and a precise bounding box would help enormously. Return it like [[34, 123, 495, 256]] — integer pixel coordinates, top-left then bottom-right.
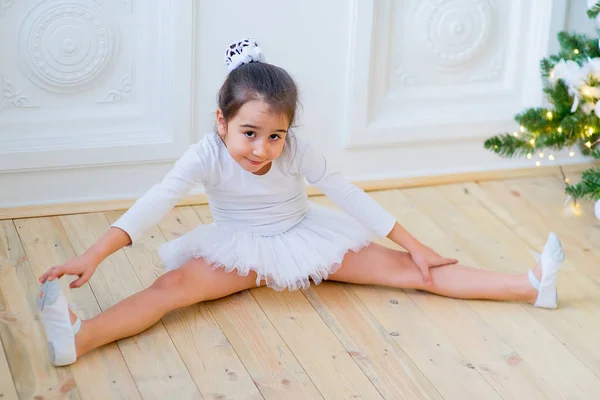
[[217, 62, 298, 127]]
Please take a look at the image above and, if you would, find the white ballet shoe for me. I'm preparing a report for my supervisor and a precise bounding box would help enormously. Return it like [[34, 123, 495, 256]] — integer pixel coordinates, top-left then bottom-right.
[[37, 279, 81, 366], [527, 232, 565, 309]]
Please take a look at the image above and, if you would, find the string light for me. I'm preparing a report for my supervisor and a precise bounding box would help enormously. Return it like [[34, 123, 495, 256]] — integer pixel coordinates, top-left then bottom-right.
[[520, 126, 525, 133], [539, 152, 544, 158], [586, 141, 592, 147], [536, 161, 541, 166], [561, 168, 582, 218], [569, 151, 575, 156], [513, 132, 519, 137], [574, 49, 580, 54], [529, 139, 535, 145], [546, 111, 553, 119], [564, 197, 583, 217], [558, 127, 563, 133], [549, 154, 555, 160], [587, 127, 594, 137], [527, 153, 532, 159]]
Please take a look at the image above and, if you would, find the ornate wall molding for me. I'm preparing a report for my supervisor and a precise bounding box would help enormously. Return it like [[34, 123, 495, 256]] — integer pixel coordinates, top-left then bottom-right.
[[1, 75, 39, 108], [342, 0, 554, 149], [17, 2, 120, 93], [0, 0, 195, 175], [0, 0, 14, 17], [415, 0, 494, 68], [390, 0, 497, 87], [97, 67, 133, 103]]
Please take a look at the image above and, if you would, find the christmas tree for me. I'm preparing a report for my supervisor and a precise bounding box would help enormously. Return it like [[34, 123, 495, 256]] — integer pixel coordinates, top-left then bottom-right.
[[484, 4, 600, 205]]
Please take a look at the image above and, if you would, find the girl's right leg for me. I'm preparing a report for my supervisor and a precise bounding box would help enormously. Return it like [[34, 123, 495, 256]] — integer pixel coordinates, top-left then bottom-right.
[[50, 258, 263, 363], [329, 232, 564, 308]]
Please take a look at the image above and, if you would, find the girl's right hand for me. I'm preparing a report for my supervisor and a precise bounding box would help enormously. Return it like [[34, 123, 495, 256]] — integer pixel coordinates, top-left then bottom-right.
[[39, 254, 98, 289]]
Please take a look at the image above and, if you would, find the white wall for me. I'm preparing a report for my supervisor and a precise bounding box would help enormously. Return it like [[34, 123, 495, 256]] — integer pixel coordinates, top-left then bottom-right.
[[564, 0, 598, 36], [0, 0, 594, 209]]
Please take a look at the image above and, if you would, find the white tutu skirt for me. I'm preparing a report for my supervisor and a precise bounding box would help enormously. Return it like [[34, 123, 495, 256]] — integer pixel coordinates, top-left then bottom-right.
[[158, 203, 373, 291]]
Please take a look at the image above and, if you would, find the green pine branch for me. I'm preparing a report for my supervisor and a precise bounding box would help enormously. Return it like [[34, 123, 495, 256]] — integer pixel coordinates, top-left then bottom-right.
[[543, 80, 574, 116], [587, 2, 600, 19], [556, 31, 600, 60], [483, 134, 532, 158], [534, 129, 577, 149], [540, 58, 555, 79], [566, 167, 600, 201], [515, 108, 560, 132]]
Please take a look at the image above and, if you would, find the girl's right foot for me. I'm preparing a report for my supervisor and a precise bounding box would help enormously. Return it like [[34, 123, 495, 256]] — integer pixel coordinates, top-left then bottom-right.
[[527, 232, 565, 309], [37, 279, 81, 366]]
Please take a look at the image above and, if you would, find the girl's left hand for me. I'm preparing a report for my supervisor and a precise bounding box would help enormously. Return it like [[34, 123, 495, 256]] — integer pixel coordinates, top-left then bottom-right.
[[409, 243, 458, 286]]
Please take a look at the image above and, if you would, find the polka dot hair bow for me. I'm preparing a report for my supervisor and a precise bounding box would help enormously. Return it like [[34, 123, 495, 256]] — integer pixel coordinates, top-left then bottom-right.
[[225, 38, 265, 72]]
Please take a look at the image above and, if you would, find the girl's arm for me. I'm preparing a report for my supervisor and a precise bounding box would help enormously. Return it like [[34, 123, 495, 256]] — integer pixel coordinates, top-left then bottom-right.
[[39, 139, 213, 287], [84, 226, 133, 264], [39, 226, 131, 287], [386, 222, 422, 252], [110, 142, 210, 246], [297, 139, 457, 284]]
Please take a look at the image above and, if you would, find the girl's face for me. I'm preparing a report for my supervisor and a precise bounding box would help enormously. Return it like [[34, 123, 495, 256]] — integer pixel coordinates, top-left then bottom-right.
[[217, 100, 289, 175]]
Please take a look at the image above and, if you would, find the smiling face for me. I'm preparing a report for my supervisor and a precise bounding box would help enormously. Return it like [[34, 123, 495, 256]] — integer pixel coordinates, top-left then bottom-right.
[[216, 100, 289, 175]]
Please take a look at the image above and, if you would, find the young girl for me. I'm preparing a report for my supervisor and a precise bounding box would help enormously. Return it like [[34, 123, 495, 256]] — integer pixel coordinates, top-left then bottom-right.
[[37, 38, 565, 367]]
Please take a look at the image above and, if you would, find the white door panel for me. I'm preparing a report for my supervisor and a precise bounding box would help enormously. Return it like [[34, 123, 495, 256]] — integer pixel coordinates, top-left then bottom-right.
[[0, 0, 194, 173]]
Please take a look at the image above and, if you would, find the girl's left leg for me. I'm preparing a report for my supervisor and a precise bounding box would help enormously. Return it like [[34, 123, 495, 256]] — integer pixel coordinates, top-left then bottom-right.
[[328, 243, 540, 304]]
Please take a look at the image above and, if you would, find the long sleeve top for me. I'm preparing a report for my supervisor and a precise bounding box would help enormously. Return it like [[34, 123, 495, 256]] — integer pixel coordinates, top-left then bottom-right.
[[111, 132, 396, 243]]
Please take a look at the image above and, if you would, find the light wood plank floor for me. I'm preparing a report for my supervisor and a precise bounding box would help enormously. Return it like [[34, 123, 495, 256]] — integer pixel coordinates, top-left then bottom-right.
[[1, 174, 599, 400]]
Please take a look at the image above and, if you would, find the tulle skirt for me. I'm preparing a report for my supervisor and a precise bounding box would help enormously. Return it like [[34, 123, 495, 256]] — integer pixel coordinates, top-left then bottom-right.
[[158, 202, 373, 291]]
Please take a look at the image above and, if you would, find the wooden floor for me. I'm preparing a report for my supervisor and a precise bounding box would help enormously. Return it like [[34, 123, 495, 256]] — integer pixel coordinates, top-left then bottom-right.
[[1, 173, 600, 400]]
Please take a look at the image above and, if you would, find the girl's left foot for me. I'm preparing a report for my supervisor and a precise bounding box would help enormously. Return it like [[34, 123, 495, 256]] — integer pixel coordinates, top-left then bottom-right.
[[527, 232, 565, 309], [37, 279, 81, 366]]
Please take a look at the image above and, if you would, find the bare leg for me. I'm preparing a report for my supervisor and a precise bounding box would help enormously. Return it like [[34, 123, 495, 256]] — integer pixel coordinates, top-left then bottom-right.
[[72, 258, 263, 358], [329, 243, 538, 303]]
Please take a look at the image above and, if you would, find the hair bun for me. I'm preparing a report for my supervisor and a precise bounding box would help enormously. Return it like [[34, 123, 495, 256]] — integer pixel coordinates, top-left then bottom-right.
[[224, 38, 265, 72]]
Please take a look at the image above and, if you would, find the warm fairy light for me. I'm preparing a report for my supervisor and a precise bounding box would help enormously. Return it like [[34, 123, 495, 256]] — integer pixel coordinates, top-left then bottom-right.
[[513, 132, 519, 137], [569, 151, 575, 156], [586, 141, 592, 147], [527, 153, 532, 159], [539, 152, 544, 158], [558, 127, 563, 133], [574, 49, 580, 54], [520, 126, 525, 133], [565, 200, 583, 217], [549, 154, 555, 160], [546, 111, 553, 119], [536, 161, 541, 166], [529, 139, 535, 145], [565, 178, 570, 183]]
